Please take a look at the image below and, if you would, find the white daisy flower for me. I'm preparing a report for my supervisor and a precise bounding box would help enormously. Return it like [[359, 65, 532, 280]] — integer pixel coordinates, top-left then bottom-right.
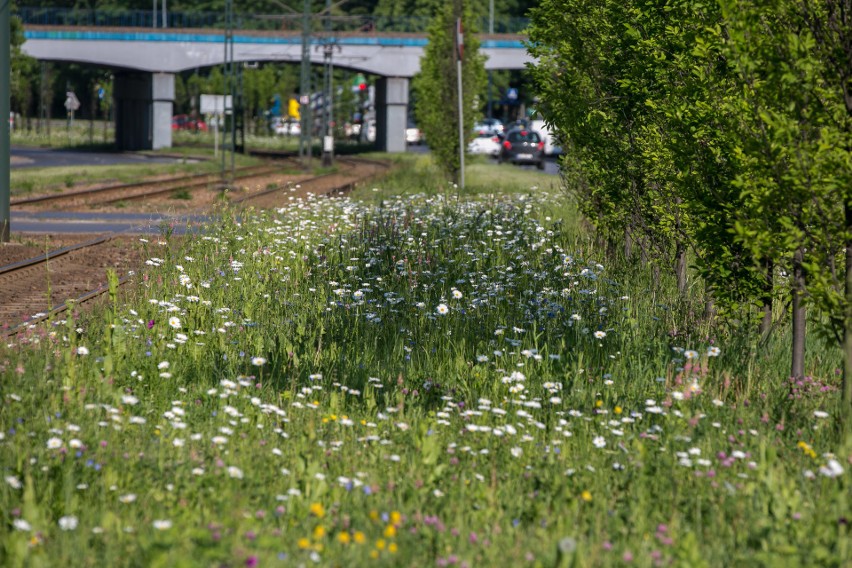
[[58, 516, 79, 531]]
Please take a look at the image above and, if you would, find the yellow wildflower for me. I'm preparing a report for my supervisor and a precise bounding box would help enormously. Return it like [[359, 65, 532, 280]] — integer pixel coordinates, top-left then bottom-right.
[[297, 538, 311, 549], [383, 525, 397, 538], [309, 502, 325, 518], [614, 406, 622, 415], [376, 539, 386, 550], [353, 531, 366, 544], [581, 490, 592, 502], [389, 543, 398, 553], [390, 511, 402, 526], [337, 531, 351, 544]]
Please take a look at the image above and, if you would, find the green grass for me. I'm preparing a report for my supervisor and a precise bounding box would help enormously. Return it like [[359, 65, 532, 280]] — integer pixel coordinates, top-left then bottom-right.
[[0, 155, 849, 567], [10, 153, 263, 198], [359, 153, 559, 204]]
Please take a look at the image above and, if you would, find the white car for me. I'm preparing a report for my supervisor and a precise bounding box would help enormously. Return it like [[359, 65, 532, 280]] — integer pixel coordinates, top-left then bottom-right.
[[274, 119, 301, 136], [467, 133, 501, 157], [474, 118, 504, 137], [530, 120, 561, 156], [406, 122, 422, 145]]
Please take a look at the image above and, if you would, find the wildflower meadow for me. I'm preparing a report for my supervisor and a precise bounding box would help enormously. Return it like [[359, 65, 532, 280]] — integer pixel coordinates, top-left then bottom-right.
[[1, 167, 849, 567]]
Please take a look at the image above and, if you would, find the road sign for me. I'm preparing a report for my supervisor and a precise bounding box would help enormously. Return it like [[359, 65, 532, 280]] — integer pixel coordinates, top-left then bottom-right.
[[299, 95, 310, 105], [97, 87, 105, 100], [200, 94, 232, 115], [506, 88, 518, 101], [64, 91, 80, 112]]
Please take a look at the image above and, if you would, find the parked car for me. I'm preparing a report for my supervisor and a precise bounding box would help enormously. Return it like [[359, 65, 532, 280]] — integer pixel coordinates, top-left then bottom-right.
[[498, 128, 545, 169], [406, 120, 422, 145], [474, 118, 504, 136], [530, 119, 562, 156], [274, 118, 301, 136], [171, 114, 207, 132], [468, 132, 501, 157]]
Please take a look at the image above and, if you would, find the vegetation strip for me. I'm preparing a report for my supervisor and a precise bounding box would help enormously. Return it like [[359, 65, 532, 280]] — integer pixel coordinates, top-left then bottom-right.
[[1, 180, 848, 566]]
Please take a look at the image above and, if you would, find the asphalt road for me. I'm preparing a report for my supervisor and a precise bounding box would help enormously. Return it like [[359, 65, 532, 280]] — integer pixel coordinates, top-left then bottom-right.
[[11, 146, 187, 169], [10, 211, 208, 235], [407, 143, 561, 176]]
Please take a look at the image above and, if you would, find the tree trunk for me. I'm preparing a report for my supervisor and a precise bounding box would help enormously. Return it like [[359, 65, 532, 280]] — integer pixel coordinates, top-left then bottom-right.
[[675, 243, 687, 295], [791, 248, 806, 379], [759, 258, 773, 338], [704, 286, 715, 321], [844, 201, 852, 425]]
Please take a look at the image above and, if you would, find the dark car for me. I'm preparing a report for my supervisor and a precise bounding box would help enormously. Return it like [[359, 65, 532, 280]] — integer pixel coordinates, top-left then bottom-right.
[[172, 114, 208, 132], [498, 128, 545, 169]]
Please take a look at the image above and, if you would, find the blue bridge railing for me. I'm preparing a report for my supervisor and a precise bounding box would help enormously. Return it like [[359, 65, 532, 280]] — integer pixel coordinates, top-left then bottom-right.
[[16, 7, 529, 35]]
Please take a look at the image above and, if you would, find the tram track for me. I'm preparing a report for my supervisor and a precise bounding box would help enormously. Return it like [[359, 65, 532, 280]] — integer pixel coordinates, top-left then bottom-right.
[[2, 156, 391, 336], [11, 162, 296, 210], [0, 235, 139, 336]]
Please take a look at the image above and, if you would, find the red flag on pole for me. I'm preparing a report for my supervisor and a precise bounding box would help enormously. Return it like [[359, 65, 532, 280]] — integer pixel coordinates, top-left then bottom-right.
[[456, 18, 464, 61]]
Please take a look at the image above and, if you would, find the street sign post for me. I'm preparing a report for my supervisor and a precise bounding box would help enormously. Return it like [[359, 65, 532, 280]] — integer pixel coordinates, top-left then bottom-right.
[[64, 91, 80, 129]]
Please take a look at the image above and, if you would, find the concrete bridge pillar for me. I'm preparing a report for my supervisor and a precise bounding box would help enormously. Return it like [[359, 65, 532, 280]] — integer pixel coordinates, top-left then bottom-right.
[[375, 77, 408, 153], [114, 72, 174, 151]]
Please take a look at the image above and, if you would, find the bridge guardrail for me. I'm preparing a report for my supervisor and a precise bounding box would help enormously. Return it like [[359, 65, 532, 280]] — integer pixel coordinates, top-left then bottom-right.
[[16, 7, 528, 35]]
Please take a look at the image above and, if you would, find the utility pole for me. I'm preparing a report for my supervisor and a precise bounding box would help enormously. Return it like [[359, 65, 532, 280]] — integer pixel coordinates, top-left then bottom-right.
[[222, 0, 234, 181], [320, 0, 339, 167], [487, 0, 493, 119], [1, 0, 11, 241], [267, 0, 347, 166], [456, 17, 465, 189], [299, 0, 312, 163]]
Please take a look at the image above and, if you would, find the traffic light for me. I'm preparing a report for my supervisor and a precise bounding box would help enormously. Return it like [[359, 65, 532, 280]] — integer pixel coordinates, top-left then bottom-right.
[[352, 73, 367, 93]]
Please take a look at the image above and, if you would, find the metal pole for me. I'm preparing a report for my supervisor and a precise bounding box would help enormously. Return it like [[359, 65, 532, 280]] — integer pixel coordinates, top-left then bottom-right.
[[229, 11, 236, 178], [299, 0, 311, 163], [152, 0, 157, 27], [457, 17, 465, 190], [328, 54, 334, 164], [320, 0, 332, 166], [38, 62, 44, 134], [457, 58, 464, 189], [162, 0, 167, 28], [487, 0, 493, 119], [1, 0, 10, 241], [221, 0, 228, 179]]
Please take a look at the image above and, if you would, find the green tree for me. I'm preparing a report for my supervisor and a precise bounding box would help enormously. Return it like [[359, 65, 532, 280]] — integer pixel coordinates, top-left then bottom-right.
[[10, 6, 37, 119], [413, 0, 485, 185], [717, 0, 850, 409], [528, 0, 852, 425]]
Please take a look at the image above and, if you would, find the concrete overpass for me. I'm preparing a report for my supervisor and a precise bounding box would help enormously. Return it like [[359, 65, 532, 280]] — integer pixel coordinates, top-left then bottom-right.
[[21, 26, 532, 152]]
